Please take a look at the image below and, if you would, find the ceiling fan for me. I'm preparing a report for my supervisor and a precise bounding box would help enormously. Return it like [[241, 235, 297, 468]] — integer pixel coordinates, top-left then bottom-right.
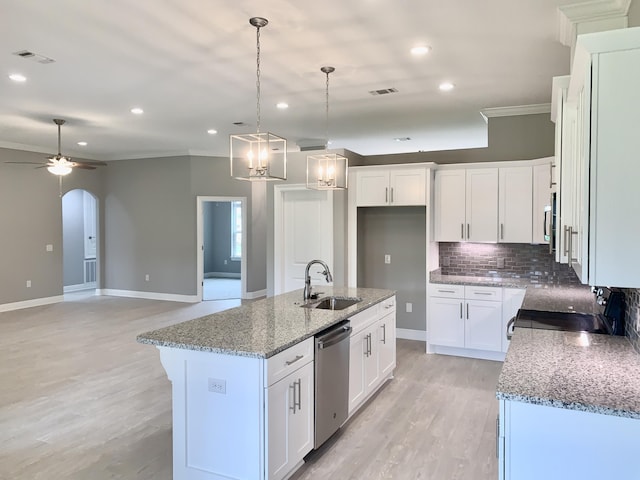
[[6, 118, 107, 175]]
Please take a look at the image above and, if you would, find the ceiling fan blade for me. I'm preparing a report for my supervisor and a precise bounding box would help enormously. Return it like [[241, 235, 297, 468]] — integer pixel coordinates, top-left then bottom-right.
[[5, 161, 48, 165], [75, 160, 107, 166], [73, 164, 97, 170]]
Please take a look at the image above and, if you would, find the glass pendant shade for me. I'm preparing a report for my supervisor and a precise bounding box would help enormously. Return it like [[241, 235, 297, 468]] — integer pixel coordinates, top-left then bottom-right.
[[47, 157, 73, 176], [306, 152, 347, 190], [230, 132, 287, 181]]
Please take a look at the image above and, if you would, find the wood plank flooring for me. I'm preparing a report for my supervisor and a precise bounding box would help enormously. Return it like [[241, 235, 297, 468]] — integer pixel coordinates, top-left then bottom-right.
[[0, 293, 502, 480]]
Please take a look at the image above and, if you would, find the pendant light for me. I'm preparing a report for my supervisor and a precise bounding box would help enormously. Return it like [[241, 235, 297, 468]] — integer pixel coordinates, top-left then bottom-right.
[[306, 66, 348, 190], [230, 17, 287, 181]]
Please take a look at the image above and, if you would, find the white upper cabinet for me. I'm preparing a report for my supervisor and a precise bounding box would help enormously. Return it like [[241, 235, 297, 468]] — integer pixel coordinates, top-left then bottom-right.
[[563, 27, 640, 287], [355, 166, 426, 206], [435, 168, 498, 242], [498, 167, 533, 243], [532, 162, 552, 245]]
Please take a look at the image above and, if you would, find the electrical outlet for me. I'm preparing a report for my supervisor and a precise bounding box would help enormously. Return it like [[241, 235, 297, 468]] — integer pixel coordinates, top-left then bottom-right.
[[224, 259, 228, 265], [208, 378, 226, 394], [442, 256, 450, 267], [384, 254, 391, 264], [45, 244, 53, 252], [26, 280, 31, 288], [406, 302, 412, 313], [145, 274, 150, 282], [497, 257, 505, 269]]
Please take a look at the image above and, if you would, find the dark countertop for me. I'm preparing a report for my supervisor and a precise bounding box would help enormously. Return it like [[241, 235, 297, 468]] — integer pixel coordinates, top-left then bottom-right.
[[497, 328, 640, 419], [137, 287, 395, 358]]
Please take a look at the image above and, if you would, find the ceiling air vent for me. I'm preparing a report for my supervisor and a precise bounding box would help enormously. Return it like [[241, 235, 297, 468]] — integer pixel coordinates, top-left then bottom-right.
[[368, 88, 398, 96], [12, 50, 55, 64], [232, 121, 247, 126]]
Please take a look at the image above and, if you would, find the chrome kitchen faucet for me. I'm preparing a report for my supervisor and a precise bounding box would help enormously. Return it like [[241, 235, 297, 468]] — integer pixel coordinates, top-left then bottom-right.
[[303, 260, 333, 301]]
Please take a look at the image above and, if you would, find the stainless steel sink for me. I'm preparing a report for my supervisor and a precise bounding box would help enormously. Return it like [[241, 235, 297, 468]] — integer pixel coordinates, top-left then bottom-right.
[[302, 296, 361, 311]]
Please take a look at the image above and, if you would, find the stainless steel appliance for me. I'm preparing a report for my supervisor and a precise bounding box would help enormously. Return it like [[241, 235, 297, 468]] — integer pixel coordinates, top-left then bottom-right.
[[314, 320, 351, 449]]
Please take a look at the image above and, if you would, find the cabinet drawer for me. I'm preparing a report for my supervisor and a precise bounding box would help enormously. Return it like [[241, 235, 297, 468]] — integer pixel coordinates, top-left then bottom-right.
[[266, 337, 314, 387], [349, 303, 379, 334], [428, 284, 464, 299], [465, 285, 502, 302], [379, 295, 396, 313]]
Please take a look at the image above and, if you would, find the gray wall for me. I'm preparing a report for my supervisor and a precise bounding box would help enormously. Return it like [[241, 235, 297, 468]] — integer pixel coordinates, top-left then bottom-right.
[[0, 147, 103, 305], [357, 207, 427, 331], [62, 189, 85, 286], [353, 114, 555, 166], [203, 201, 241, 276]]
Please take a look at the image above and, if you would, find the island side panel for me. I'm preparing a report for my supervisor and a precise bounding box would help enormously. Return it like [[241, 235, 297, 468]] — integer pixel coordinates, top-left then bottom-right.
[[159, 347, 264, 480]]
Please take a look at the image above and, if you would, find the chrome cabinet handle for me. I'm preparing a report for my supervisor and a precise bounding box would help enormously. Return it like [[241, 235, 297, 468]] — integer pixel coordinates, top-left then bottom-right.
[[467, 223, 470, 240], [385, 187, 388, 203], [496, 415, 500, 459], [461, 223, 464, 240], [500, 223, 504, 240], [295, 379, 301, 411], [381, 324, 386, 344], [506, 316, 516, 340], [459, 302, 463, 319], [466, 303, 469, 319], [390, 187, 394, 203], [285, 355, 303, 366], [289, 382, 297, 414], [473, 292, 493, 296], [368, 333, 372, 355], [438, 289, 456, 294], [563, 225, 570, 257], [550, 162, 557, 187]]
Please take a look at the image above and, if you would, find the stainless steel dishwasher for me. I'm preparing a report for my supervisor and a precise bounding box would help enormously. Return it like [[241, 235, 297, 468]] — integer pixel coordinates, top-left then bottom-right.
[[314, 320, 351, 449]]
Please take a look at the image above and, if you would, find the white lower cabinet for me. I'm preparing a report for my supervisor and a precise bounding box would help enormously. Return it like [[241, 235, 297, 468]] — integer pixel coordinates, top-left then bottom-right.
[[499, 399, 638, 480], [348, 296, 396, 416], [266, 361, 314, 480], [428, 284, 506, 358]]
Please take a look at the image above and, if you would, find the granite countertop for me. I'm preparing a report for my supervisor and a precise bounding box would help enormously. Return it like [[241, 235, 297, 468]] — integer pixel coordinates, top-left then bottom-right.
[[137, 287, 395, 359], [496, 328, 640, 419]]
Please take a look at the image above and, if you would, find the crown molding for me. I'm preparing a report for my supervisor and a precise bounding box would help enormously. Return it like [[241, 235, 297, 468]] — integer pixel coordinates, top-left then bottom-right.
[[480, 104, 552, 118], [557, 0, 631, 46]]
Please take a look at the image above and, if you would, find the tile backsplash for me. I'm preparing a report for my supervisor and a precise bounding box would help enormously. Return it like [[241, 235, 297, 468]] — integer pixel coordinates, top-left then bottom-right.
[[438, 242, 582, 286], [623, 289, 640, 354]]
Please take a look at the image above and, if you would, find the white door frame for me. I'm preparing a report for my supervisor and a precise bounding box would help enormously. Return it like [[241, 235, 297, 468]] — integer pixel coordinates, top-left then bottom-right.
[[273, 184, 333, 295], [197, 196, 247, 301]]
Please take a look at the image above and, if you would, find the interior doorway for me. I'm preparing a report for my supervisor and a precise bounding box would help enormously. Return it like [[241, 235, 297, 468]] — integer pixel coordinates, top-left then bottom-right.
[[62, 189, 98, 293], [197, 196, 247, 301]]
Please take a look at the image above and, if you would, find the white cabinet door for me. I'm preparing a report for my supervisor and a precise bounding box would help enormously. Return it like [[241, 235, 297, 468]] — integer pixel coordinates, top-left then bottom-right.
[[464, 300, 502, 352], [498, 166, 533, 243], [389, 168, 426, 205], [434, 169, 466, 241], [348, 329, 367, 414], [356, 170, 389, 206], [267, 361, 314, 480], [502, 288, 525, 353], [428, 296, 464, 348], [466, 168, 499, 242], [378, 312, 396, 379], [532, 163, 552, 245], [363, 326, 380, 392]]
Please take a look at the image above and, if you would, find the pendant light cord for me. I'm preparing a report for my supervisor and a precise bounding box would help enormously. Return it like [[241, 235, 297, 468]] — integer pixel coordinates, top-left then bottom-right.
[[256, 24, 261, 134]]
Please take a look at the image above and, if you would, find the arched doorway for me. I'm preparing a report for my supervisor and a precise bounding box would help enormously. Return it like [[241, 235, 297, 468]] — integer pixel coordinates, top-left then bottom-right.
[[62, 189, 98, 294]]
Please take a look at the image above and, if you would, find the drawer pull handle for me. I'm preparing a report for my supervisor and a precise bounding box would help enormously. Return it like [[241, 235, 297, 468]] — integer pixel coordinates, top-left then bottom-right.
[[473, 292, 494, 296], [438, 289, 456, 294], [285, 355, 303, 366]]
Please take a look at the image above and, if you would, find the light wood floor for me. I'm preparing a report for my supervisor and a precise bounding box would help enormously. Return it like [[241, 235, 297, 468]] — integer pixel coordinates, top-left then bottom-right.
[[0, 293, 502, 480]]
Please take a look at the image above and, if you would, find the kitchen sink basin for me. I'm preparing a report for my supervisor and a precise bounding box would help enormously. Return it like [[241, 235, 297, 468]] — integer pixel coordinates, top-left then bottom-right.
[[302, 296, 361, 311]]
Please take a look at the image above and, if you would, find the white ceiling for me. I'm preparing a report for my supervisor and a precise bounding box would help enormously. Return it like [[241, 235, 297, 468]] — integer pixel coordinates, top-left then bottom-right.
[[0, 0, 577, 160]]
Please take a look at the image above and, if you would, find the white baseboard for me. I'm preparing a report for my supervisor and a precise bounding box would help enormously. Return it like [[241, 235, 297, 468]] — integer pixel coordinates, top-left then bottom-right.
[[64, 282, 97, 293], [97, 289, 199, 303], [0, 295, 64, 313], [245, 289, 267, 300], [426, 343, 506, 362], [396, 328, 427, 342], [204, 272, 241, 279]]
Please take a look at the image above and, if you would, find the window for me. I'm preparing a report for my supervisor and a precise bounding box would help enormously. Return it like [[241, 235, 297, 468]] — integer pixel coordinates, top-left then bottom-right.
[[231, 201, 242, 260]]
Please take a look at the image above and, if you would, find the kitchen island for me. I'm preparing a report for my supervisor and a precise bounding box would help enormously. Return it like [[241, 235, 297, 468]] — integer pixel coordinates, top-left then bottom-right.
[[137, 287, 396, 480], [496, 326, 640, 480]]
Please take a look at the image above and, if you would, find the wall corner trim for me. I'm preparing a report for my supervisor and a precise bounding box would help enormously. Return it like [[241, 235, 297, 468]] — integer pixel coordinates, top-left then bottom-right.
[[97, 289, 199, 303], [396, 328, 427, 342], [0, 295, 64, 313], [245, 289, 267, 300]]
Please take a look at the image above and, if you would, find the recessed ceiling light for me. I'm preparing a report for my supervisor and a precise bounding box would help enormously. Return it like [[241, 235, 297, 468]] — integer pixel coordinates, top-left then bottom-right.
[[276, 102, 289, 109], [439, 82, 455, 92], [9, 73, 27, 82], [411, 45, 431, 56], [130, 107, 144, 115], [77, 141, 88, 146], [207, 129, 218, 135]]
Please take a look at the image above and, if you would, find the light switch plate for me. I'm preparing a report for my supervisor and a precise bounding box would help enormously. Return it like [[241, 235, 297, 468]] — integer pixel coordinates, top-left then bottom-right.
[[406, 302, 412, 313], [384, 254, 391, 264], [46, 244, 53, 252]]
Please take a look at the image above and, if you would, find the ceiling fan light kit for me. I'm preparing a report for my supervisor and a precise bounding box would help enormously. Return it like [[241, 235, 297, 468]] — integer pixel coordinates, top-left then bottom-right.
[[230, 17, 287, 181], [307, 66, 348, 190]]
